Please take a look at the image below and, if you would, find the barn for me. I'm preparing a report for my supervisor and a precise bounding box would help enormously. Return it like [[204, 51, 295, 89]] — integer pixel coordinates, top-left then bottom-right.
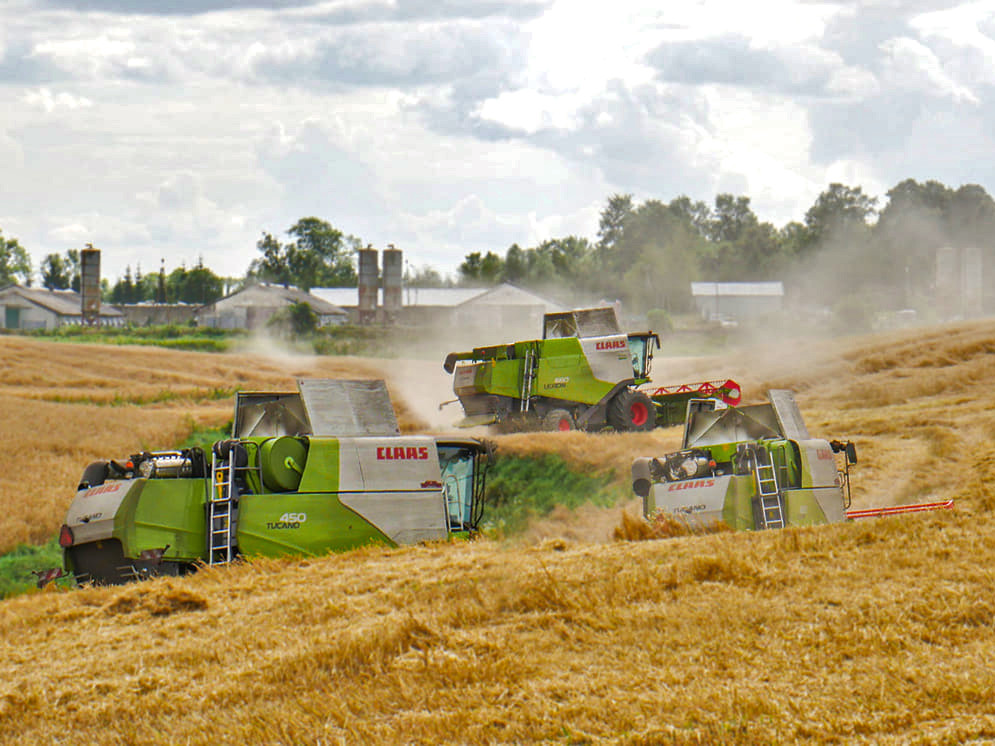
[[0, 285, 124, 329], [197, 283, 348, 330], [691, 282, 785, 323]]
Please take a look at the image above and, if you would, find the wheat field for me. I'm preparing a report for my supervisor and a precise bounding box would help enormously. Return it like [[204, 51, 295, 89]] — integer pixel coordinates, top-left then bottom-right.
[[1, 322, 995, 743], [0, 336, 422, 551]]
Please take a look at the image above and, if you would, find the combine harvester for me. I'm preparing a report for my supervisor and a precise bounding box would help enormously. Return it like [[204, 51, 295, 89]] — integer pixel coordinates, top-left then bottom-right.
[[443, 307, 739, 432], [632, 390, 952, 532], [58, 380, 491, 585]]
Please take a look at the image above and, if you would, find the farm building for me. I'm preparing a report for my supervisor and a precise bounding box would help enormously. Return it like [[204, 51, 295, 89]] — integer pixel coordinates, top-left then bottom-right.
[[311, 283, 564, 333], [691, 282, 784, 322], [116, 302, 198, 327], [452, 284, 564, 334], [0, 285, 124, 329], [197, 283, 347, 330]]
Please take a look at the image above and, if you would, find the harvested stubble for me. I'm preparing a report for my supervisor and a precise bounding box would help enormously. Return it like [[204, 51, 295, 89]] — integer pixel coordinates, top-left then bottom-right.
[[2, 511, 995, 743], [2, 320, 995, 742]]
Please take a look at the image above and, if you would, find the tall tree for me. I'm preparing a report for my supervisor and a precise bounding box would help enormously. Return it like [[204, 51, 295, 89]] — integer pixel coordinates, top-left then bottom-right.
[[403, 264, 447, 288], [65, 249, 81, 292], [803, 183, 878, 248], [110, 266, 136, 304], [668, 196, 711, 237], [459, 251, 503, 285], [503, 244, 528, 284], [250, 218, 358, 290], [708, 194, 758, 244], [41, 254, 70, 290], [0, 229, 32, 286], [597, 193, 634, 254], [947, 184, 995, 248], [875, 179, 954, 298], [613, 200, 702, 312]]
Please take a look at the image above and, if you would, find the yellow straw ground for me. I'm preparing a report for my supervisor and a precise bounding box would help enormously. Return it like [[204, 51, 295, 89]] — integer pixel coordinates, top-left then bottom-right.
[[1, 321, 995, 743]]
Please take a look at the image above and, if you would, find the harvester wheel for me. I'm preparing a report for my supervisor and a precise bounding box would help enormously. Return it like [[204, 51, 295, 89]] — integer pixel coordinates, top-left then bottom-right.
[[542, 409, 575, 432], [607, 390, 656, 432]]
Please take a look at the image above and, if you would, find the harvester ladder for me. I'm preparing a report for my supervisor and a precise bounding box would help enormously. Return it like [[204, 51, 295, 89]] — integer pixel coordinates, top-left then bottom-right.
[[753, 448, 785, 530], [208, 445, 241, 566], [519, 347, 538, 413]]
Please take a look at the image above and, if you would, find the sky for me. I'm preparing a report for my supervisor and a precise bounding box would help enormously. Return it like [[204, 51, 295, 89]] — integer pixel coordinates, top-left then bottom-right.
[[1, 0, 994, 283]]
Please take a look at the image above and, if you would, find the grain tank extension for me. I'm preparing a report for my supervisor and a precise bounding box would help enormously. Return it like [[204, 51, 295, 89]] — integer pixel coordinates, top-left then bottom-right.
[[60, 380, 490, 584]]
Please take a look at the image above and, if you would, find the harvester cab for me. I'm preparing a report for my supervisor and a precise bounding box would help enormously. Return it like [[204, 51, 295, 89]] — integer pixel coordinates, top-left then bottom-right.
[[632, 390, 857, 532], [443, 306, 736, 433], [60, 379, 492, 585]]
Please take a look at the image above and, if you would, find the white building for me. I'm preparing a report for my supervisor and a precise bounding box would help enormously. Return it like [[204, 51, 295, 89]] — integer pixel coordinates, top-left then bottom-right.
[[311, 282, 564, 331], [691, 282, 785, 322], [0, 285, 124, 329], [198, 284, 348, 329]]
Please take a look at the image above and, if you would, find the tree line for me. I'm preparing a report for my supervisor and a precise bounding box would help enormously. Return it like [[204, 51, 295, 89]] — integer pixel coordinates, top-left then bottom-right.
[[458, 179, 995, 312], [2, 178, 993, 313], [0, 217, 360, 306]]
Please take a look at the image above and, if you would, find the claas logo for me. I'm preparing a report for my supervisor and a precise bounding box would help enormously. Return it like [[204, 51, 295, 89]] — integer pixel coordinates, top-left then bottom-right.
[[377, 446, 430, 461], [595, 339, 627, 350], [667, 479, 716, 491]]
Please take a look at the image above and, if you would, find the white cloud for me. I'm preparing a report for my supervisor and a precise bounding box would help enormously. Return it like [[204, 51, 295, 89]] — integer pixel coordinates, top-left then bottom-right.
[[826, 66, 880, 98], [32, 35, 138, 77], [23, 87, 94, 113], [879, 36, 979, 104], [472, 89, 584, 134], [48, 222, 92, 243], [0, 0, 993, 287], [0, 130, 24, 170]]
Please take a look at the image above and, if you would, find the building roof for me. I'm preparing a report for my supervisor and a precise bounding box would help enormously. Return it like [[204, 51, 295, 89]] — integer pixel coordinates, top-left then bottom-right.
[[310, 286, 490, 308], [456, 283, 565, 310], [310, 283, 566, 310], [691, 282, 784, 297], [0, 285, 123, 317], [206, 283, 347, 315]]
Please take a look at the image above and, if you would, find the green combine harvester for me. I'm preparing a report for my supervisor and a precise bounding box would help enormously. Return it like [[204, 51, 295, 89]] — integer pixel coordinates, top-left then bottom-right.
[[443, 307, 740, 432], [631, 390, 858, 531], [59, 380, 490, 584]]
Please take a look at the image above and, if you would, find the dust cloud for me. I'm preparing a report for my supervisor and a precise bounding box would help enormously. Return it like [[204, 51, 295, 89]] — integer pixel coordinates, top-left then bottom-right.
[[229, 328, 319, 372]]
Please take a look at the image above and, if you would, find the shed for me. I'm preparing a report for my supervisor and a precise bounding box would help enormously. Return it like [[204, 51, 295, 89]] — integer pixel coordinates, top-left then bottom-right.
[[116, 302, 198, 326], [198, 284, 348, 330], [454, 284, 566, 333], [691, 282, 784, 321], [0, 285, 124, 329]]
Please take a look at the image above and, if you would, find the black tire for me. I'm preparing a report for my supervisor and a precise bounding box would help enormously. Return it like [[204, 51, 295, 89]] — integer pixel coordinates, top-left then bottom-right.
[[607, 390, 656, 432], [542, 408, 575, 432]]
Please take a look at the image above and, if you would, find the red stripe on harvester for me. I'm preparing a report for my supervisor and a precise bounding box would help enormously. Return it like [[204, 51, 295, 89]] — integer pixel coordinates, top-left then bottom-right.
[[846, 500, 954, 520]]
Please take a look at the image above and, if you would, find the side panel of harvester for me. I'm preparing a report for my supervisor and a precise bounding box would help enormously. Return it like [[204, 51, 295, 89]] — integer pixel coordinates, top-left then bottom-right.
[[236, 436, 449, 558], [453, 335, 631, 405]]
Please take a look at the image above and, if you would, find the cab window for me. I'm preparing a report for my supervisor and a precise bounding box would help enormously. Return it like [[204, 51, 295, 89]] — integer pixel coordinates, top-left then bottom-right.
[[437, 445, 476, 530], [627, 336, 651, 378]]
